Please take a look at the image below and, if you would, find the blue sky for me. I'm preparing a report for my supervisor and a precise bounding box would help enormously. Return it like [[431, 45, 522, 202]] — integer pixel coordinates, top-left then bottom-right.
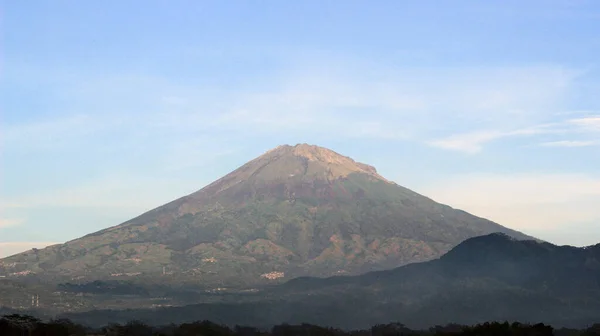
[[2, 1, 600, 257]]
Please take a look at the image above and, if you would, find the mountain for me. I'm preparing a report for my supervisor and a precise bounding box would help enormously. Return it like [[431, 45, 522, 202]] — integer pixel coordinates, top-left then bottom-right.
[[62, 234, 600, 330], [0, 144, 532, 287]]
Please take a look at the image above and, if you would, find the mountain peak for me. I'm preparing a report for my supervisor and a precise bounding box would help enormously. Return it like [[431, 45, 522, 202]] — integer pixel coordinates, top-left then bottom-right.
[[257, 143, 386, 181], [292, 143, 358, 165]]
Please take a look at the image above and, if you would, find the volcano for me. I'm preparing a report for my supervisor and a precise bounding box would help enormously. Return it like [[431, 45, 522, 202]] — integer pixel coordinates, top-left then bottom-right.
[[0, 144, 532, 287]]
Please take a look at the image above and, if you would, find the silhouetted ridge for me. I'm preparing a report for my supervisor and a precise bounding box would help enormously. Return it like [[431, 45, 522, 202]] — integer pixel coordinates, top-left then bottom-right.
[[441, 233, 535, 261], [438, 233, 561, 276]]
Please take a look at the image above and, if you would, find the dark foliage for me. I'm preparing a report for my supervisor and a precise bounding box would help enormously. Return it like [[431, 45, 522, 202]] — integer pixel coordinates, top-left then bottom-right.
[[2, 315, 600, 336]]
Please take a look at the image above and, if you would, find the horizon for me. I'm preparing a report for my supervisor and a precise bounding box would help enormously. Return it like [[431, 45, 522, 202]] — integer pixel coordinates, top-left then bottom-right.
[[2, 1, 600, 258]]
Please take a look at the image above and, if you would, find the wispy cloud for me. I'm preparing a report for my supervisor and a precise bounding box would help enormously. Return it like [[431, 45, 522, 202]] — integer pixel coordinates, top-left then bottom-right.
[[428, 124, 564, 154], [427, 130, 505, 154], [569, 116, 600, 132], [2, 63, 579, 151], [428, 113, 600, 154], [0, 63, 588, 214], [539, 140, 598, 147]]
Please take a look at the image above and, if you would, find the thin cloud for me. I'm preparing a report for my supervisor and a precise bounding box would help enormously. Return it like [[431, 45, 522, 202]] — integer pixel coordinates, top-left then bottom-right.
[[540, 140, 598, 147], [2, 63, 579, 152], [428, 124, 563, 154], [427, 130, 504, 154], [569, 116, 600, 132]]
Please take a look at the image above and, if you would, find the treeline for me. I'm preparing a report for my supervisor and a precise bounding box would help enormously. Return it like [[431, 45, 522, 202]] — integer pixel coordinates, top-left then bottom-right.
[[1, 314, 600, 336]]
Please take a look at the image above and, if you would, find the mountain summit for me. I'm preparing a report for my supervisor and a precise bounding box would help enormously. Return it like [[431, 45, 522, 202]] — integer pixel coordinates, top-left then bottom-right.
[[0, 144, 532, 287], [199, 143, 390, 197]]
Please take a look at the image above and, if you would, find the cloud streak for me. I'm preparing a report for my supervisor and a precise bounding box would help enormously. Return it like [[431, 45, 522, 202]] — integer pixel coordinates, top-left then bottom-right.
[[427, 130, 505, 154], [427, 123, 565, 154], [539, 140, 598, 147], [569, 116, 600, 132], [428, 113, 600, 154], [2, 63, 580, 150]]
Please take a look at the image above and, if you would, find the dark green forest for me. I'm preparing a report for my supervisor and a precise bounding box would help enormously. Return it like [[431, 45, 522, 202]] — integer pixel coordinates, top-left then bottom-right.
[[1, 315, 600, 336]]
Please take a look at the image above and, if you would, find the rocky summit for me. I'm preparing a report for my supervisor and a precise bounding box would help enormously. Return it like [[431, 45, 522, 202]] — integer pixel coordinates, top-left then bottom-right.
[[0, 144, 532, 287]]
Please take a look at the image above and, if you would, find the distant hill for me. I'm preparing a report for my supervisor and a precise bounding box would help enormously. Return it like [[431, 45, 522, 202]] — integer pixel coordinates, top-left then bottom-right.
[[61, 234, 600, 330], [0, 144, 532, 287]]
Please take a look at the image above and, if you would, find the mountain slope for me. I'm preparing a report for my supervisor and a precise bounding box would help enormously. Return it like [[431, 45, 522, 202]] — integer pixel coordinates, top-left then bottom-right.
[[63, 234, 600, 330], [0, 144, 532, 287]]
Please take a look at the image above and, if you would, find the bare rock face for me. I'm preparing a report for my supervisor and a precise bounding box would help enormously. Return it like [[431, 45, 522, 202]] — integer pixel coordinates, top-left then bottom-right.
[[0, 144, 533, 287]]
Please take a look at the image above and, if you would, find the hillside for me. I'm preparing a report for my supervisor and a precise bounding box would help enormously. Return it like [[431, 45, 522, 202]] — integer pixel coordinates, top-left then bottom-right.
[[62, 234, 600, 330], [0, 144, 532, 287]]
